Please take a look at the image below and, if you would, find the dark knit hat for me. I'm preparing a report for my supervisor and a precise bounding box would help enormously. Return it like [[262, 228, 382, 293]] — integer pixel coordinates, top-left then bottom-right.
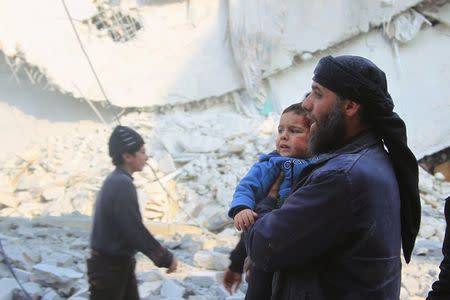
[[313, 55, 421, 263], [108, 125, 144, 160]]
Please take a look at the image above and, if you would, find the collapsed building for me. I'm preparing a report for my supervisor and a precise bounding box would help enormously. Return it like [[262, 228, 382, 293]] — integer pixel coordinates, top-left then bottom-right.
[[0, 0, 449, 299]]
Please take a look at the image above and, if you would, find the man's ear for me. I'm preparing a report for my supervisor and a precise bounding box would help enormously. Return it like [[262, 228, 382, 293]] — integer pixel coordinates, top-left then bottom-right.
[[342, 99, 361, 118]]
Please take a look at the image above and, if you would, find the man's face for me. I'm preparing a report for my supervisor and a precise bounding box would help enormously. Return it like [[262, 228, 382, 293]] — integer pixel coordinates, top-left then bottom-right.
[[125, 145, 148, 173], [302, 81, 346, 154], [276, 112, 310, 158]]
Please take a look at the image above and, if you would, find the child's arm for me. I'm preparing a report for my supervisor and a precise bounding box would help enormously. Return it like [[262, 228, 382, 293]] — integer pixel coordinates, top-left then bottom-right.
[[228, 161, 272, 218]]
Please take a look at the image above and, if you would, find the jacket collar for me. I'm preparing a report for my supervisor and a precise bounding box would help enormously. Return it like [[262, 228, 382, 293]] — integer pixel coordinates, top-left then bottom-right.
[[313, 130, 380, 164], [293, 131, 380, 190]]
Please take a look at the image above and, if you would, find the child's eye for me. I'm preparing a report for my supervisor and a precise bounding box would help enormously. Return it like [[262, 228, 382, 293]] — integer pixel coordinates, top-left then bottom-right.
[[278, 128, 283, 134]]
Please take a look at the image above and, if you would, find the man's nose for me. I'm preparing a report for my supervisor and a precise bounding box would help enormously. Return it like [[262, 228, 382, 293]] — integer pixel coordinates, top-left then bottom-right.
[[302, 94, 312, 111]]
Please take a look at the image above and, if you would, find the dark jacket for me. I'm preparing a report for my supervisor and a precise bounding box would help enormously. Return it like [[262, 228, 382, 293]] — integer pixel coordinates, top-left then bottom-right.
[[229, 234, 246, 273], [90, 168, 173, 268], [427, 196, 450, 300], [246, 131, 402, 300]]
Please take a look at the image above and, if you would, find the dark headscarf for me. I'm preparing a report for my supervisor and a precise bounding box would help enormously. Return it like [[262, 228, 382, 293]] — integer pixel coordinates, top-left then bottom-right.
[[313, 55, 420, 263], [109, 125, 144, 159]]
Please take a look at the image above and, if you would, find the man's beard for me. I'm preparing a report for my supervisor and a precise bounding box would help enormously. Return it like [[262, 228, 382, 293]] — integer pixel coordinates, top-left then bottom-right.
[[308, 102, 346, 154]]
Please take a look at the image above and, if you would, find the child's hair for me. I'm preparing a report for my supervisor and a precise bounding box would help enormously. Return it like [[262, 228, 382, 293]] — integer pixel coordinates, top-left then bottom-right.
[[282, 92, 310, 115], [281, 93, 310, 122], [281, 93, 311, 127]]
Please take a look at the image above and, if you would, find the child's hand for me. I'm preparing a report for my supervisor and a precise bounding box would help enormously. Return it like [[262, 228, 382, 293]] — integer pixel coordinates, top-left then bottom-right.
[[234, 209, 257, 231]]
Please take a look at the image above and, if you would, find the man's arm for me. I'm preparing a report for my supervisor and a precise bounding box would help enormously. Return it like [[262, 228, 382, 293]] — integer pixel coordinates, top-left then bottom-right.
[[245, 170, 352, 271], [113, 182, 173, 268], [427, 196, 450, 300], [229, 234, 246, 273]]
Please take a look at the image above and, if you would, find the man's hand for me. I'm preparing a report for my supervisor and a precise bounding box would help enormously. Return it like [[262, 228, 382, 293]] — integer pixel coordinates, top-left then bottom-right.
[[167, 256, 178, 273], [267, 172, 284, 199], [234, 209, 257, 231], [243, 256, 252, 283], [223, 268, 242, 294]]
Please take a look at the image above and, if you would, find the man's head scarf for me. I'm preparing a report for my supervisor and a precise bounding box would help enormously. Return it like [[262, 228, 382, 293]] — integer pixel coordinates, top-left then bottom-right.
[[312, 55, 420, 263]]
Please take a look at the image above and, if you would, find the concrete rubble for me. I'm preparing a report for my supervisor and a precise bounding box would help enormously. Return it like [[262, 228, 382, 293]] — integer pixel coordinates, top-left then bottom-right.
[[0, 108, 448, 299], [0, 0, 449, 299]]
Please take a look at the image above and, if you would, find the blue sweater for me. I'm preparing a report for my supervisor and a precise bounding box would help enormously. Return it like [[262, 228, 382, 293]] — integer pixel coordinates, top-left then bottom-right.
[[228, 151, 314, 218]]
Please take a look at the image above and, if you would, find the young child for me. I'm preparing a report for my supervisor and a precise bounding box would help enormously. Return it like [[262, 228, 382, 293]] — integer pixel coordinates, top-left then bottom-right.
[[228, 102, 314, 230], [225, 102, 315, 299], [88, 125, 177, 300]]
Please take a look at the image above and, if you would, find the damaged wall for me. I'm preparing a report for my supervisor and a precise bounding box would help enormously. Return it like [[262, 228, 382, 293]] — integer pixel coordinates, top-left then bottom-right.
[[268, 23, 450, 158], [0, 0, 449, 159], [0, 0, 426, 107]]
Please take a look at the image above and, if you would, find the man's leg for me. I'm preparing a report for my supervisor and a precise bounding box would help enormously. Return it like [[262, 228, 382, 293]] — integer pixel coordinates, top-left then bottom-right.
[[123, 258, 140, 300], [87, 256, 128, 300]]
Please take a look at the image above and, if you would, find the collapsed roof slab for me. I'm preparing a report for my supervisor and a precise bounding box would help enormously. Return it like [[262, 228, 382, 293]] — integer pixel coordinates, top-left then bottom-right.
[[267, 0, 424, 74], [0, 0, 424, 108], [267, 24, 450, 159]]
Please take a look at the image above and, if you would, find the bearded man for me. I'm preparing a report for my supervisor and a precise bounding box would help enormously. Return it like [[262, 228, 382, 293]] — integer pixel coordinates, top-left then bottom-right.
[[244, 55, 421, 300]]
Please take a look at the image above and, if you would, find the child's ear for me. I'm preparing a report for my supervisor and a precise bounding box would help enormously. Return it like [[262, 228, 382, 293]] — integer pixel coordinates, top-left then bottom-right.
[[122, 152, 131, 162]]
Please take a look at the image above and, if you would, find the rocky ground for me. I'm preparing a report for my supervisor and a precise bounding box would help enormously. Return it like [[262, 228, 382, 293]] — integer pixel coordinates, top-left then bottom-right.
[[0, 106, 449, 299]]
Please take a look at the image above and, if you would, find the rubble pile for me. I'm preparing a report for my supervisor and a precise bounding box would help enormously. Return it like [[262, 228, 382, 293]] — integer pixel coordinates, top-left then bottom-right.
[[0, 108, 449, 299]]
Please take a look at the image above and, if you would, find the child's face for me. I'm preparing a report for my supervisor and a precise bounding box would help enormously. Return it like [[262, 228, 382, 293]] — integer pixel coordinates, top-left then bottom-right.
[[276, 112, 310, 157], [123, 145, 148, 173]]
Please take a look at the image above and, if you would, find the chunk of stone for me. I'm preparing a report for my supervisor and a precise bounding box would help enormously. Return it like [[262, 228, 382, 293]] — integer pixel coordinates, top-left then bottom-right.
[[17, 281, 43, 299], [138, 280, 163, 298], [204, 211, 233, 232], [160, 279, 185, 298], [42, 252, 74, 268], [157, 153, 177, 174], [0, 278, 19, 300], [180, 135, 223, 153], [12, 268, 31, 282], [137, 269, 164, 282], [0, 192, 19, 208], [185, 271, 216, 287], [193, 250, 230, 271], [41, 289, 61, 300], [42, 186, 66, 202], [32, 263, 83, 286]]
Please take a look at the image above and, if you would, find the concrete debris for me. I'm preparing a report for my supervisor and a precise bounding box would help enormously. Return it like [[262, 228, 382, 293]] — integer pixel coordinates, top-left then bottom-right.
[[31, 263, 83, 286], [160, 279, 186, 298], [228, 0, 286, 105], [0, 107, 447, 297], [420, 1, 450, 26], [193, 250, 230, 271], [385, 9, 431, 43], [0, 0, 434, 108], [0, 278, 19, 300]]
